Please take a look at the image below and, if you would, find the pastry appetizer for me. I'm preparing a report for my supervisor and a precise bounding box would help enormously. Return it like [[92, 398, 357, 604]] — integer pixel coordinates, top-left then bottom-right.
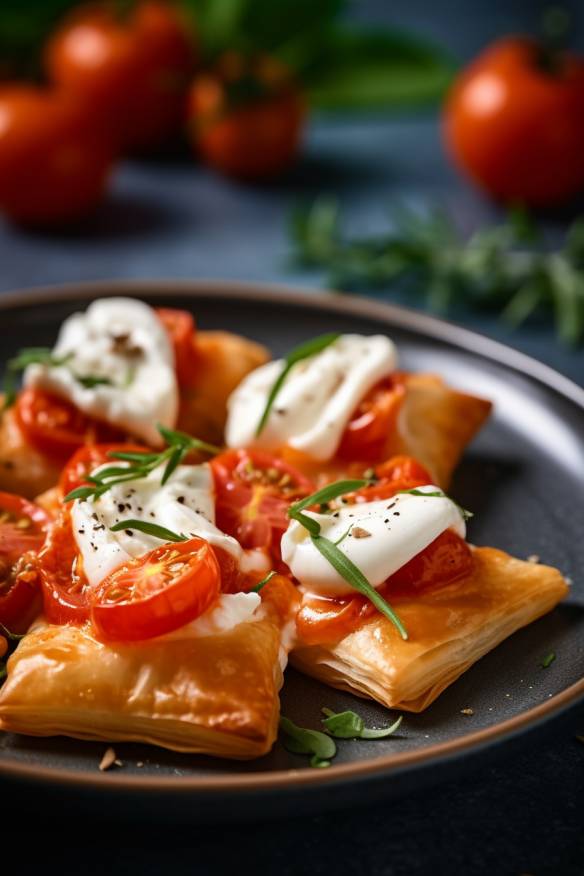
[[283, 461, 568, 711], [225, 332, 491, 488], [0, 443, 298, 757], [0, 297, 268, 498]]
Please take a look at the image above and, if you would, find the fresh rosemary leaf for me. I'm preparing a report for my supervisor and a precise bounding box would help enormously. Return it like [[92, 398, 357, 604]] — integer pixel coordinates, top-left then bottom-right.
[[333, 524, 353, 546], [279, 716, 336, 766], [251, 570, 277, 592], [109, 451, 160, 463], [110, 520, 188, 543], [255, 332, 340, 436], [161, 446, 185, 486], [311, 534, 408, 640], [74, 374, 113, 389], [64, 485, 103, 503], [322, 707, 402, 739], [289, 479, 369, 515], [397, 488, 473, 521]]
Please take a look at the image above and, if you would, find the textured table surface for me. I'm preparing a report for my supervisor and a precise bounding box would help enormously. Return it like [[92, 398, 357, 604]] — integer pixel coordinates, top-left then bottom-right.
[[0, 1, 582, 872]]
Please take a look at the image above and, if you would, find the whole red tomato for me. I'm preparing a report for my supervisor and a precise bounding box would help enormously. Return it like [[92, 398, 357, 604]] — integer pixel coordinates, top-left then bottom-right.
[[45, 1, 195, 152], [0, 86, 115, 226], [189, 54, 305, 180], [443, 37, 584, 207]]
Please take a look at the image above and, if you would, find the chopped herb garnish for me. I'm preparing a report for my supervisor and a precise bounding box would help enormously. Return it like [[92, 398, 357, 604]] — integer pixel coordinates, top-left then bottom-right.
[[542, 651, 556, 669], [251, 570, 277, 592], [322, 707, 403, 739], [396, 488, 473, 521], [288, 480, 408, 640], [255, 333, 340, 436], [73, 374, 113, 389], [63, 424, 221, 503], [279, 716, 336, 768], [110, 520, 188, 542]]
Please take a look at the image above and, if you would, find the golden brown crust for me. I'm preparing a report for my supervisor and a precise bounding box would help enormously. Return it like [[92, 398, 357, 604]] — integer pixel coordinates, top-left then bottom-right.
[[176, 330, 270, 446], [389, 375, 492, 488], [0, 406, 62, 499], [291, 548, 568, 712], [0, 593, 291, 757]]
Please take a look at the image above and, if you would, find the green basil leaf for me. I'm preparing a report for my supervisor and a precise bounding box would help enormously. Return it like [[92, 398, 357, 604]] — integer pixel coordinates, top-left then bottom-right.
[[307, 27, 454, 110]]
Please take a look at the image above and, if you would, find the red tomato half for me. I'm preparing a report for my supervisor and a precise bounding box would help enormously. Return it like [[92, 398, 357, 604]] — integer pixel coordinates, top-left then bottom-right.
[[355, 455, 432, 502], [211, 449, 314, 566], [38, 510, 91, 625], [0, 492, 50, 632], [156, 307, 198, 387], [337, 376, 406, 463], [59, 442, 149, 497], [15, 388, 124, 462], [90, 536, 220, 642]]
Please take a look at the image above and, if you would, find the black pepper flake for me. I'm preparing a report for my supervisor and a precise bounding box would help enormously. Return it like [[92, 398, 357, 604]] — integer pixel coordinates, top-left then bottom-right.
[[333, 511, 340, 517], [393, 511, 400, 516], [78, 529, 85, 535], [91, 513, 98, 521], [149, 511, 155, 517], [384, 518, 389, 523], [125, 529, 133, 537], [386, 502, 396, 510], [275, 408, 286, 416], [177, 496, 185, 504], [117, 503, 125, 514]]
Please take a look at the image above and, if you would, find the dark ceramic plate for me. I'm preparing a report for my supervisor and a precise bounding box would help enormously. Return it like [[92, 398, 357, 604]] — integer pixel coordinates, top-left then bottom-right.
[[0, 280, 583, 822]]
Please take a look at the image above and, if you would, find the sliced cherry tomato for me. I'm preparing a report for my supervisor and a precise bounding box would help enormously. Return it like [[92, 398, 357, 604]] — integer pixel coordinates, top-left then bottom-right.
[[337, 376, 406, 463], [15, 388, 124, 462], [211, 449, 315, 567], [354, 455, 432, 503], [39, 510, 91, 625], [59, 442, 149, 497], [0, 492, 50, 632], [156, 308, 198, 387], [297, 530, 474, 646], [90, 536, 220, 642]]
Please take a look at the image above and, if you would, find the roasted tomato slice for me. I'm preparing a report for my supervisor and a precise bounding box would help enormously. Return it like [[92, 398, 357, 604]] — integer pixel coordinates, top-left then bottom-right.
[[38, 509, 90, 625], [296, 530, 473, 645], [90, 536, 221, 642], [0, 492, 50, 632], [59, 442, 149, 497], [15, 388, 123, 461], [156, 307, 198, 387], [337, 375, 406, 463], [355, 456, 432, 502], [211, 449, 315, 564]]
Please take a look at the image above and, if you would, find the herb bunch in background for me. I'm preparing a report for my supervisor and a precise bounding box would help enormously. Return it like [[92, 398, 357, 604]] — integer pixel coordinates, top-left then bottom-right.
[[290, 198, 584, 346]]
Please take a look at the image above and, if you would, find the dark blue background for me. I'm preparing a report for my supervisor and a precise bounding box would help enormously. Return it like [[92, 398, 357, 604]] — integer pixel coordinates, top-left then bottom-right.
[[1, 1, 582, 871]]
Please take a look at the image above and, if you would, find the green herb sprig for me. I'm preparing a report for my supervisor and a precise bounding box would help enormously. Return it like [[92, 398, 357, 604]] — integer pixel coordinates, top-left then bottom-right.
[[321, 707, 402, 739], [287, 480, 408, 640], [290, 199, 584, 346], [279, 716, 336, 768], [397, 487, 473, 522], [251, 570, 277, 592], [110, 520, 189, 542], [255, 332, 340, 436], [542, 651, 556, 669], [64, 425, 221, 503]]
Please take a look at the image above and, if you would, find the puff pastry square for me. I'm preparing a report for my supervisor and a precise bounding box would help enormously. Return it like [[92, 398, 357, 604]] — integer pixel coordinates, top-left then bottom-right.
[[0, 586, 296, 758], [291, 548, 568, 712]]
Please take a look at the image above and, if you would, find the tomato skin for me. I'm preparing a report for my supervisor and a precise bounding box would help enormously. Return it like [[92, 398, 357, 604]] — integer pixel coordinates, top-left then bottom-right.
[[59, 442, 149, 497], [0, 492, 50, 632], [0, 86, 115, 226], [156, 308, 198, 387], [188, 54, 305, 180], [211, 449, 315, 568], [15, 389, 124, 463], [443, 37, 584, 207], [46, 1, 195, 152], [337, 376, 406, 463], [90, 537, 221, 642], [38, 511, 91, 625], [355, 455, 432, 503]]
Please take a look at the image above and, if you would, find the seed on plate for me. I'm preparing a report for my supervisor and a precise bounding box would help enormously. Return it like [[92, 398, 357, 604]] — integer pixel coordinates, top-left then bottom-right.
[[460, 708, 474, 716], [99, 747, 117, 771]]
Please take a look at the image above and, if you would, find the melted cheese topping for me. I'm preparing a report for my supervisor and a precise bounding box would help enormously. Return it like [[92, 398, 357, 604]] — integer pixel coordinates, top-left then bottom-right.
[[24, 297, 178, 446], [281, 486, 466, 597], [225, 334, 397, 461]]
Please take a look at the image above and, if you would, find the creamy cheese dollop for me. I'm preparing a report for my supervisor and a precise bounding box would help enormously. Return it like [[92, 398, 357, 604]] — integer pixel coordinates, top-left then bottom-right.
[[225, 334, 397, 461], [24, 297, 178, 446], [72, 461, 265, 637], [72, 462, 242, 587], [281, 486, 466, 597]]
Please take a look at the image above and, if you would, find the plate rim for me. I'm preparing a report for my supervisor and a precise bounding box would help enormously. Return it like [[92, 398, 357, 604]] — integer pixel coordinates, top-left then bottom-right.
[[1, 277, 583, 795]]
